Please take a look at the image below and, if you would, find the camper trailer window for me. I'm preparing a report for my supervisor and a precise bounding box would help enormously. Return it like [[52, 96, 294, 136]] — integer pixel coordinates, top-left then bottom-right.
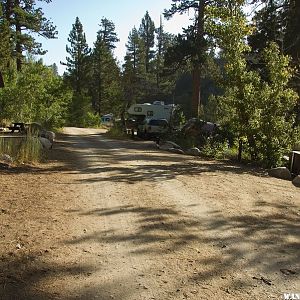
[[147, 111, 153, 117], [134, 107, 142, 112]]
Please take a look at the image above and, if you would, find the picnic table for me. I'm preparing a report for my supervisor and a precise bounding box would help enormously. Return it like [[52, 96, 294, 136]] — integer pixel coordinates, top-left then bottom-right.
[[7, 122, 25, 133]]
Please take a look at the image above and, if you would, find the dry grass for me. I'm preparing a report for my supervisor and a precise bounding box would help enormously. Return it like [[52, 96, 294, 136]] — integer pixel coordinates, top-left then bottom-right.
[[0, 135, 42, 164]]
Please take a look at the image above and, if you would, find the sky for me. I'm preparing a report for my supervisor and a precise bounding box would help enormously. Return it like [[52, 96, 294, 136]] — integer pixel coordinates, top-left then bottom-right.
[[36, 0, 193, 74]]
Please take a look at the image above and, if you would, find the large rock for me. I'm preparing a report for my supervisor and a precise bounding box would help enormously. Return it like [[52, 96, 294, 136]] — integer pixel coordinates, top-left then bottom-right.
[[186, 147, 201, 156], [167, 148, 184, 155], [40, 130, 55, 143], [39, 137, 52, 150], [292, 175, 300, 187], [268, 167, 292, 180], [158, 140, 182, 150]]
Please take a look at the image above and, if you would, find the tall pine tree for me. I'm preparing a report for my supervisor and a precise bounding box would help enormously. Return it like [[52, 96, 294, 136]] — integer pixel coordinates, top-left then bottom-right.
[[164, 0, 206, 118], [138, 11, 155, 73], [122, 27, 146, 106], [90, 17, 121, 115], [97, 17, 119, 50], [0, 4, 11, 73], [62, 17, 91, 126], [0, 0, 57, 71], [63, 17, 90, 94], [155, 16, 174, 90]]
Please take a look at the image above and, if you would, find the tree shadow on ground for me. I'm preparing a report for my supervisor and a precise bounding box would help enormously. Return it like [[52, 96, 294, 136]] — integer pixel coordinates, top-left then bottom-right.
[[1, 132, 298, 299], [0, 251, 95, 300], [1, 198, 298, 299], [65, 199, 299, 292], [1, 132, 267, 181], [0, 250, 136, 300]]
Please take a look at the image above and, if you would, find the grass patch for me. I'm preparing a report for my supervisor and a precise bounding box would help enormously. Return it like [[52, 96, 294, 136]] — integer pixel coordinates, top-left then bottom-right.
[[0, 135, 42, 164]]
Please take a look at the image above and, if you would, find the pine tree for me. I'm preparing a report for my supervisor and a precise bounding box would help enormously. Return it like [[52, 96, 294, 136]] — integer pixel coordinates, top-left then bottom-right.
[[63, 17, 90, 94], [0, 0, 57, 71], [125, 27, 145, 74], [139, 11, 155, 73], [248, 0, 285, 53], [90, 17, 121, 115], [97, 17, 119, 50], [62, 17, 91, 126], [284, 0, 300, 61], [248, 0, 300, 122], [50, 63, 58, 76], [208, 1, 298, 165], [284, 0, 300, 122], [164, 0, 206, 118], [0, 4, 11, 73], [155, 16, 174, 89], [122, 27, 146, 106]]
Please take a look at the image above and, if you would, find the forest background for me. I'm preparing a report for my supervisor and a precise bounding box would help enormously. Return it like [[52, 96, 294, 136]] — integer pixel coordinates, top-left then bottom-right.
[[0, 0, 299, 167]]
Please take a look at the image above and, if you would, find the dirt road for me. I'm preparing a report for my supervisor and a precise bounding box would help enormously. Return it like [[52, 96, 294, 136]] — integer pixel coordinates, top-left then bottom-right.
[[0, 127, 299, 300]]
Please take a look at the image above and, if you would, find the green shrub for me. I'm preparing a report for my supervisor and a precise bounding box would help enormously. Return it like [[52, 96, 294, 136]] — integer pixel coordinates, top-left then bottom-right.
[[105, 121, 128, 139], [0, 61, 72, 129], [81, 111, 101, 128]]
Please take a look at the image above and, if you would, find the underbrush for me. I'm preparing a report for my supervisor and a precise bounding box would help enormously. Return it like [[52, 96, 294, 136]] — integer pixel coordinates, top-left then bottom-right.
[[0, 135, 42, 164], [105, 122, 128, 140], [201, 139, 234, 159]]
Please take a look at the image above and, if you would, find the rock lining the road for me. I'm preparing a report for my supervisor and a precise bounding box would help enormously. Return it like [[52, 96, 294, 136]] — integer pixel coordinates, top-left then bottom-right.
[[292, 175, 300, 187], [268, 167, 292, 180]]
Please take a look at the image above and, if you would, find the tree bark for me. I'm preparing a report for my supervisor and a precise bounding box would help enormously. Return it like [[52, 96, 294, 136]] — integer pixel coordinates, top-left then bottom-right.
[[191, 66, 201, 118], [15, 0, 22, 71], [0, 71, 4, 88], [191, 0, 205, 118]]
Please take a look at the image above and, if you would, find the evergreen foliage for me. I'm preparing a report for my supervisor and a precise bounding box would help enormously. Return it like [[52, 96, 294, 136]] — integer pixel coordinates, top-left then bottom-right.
[[63, 17, 91, 94], [0, 0, 57, 71], [248, 0, 300, 123], [62, 17, 94, 126], [89, 18, 122, 115], [0, 4, 11, 72], [0, 2, 298, 167], [164, 0, 207, 118], [139, 11, 156, 73]]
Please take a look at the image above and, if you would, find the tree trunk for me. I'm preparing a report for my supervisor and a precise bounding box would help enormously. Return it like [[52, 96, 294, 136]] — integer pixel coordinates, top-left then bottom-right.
[[15, 0, 22, 71], [191, 0, 205, 118], [191, 66, 201, 118], [0, 71, 4, 88], [238, 139, 243, 161], [247, 134, 258, 161]]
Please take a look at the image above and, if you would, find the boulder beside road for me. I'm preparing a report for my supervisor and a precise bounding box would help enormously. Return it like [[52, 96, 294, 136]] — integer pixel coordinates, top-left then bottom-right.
[[167, 148, 184, 155], [158, 140, 182, 150], [186, 147, 201, 156], [268, 167, 292, 181], [292, 175, 300, 187]]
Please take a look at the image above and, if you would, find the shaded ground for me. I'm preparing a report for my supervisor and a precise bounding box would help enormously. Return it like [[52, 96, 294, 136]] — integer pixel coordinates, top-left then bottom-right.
[[0, 127, 299, 300]]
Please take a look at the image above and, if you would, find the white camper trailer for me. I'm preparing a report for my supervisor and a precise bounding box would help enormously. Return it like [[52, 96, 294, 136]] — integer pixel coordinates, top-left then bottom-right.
[[126, 101, 176, 137], [127, 101, 175, 121]]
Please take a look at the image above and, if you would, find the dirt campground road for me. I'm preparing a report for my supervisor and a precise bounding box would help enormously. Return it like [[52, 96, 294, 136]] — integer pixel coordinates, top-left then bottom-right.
[[0, 127, 299, 300]]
